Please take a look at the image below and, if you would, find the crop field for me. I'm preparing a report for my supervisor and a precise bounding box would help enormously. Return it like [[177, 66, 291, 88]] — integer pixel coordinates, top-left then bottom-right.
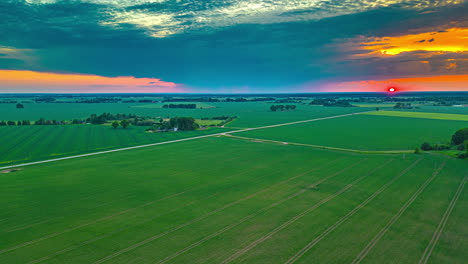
[[364, 110, 468, 121], [0, 104, 368, 165], [0, 102, 368, 127], [236, 114, 466, 150], [0, 125, 229, 165], [0, 136, 466, 264]]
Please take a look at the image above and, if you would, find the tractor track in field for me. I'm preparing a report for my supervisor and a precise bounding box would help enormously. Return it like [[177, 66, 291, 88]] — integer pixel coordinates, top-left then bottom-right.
[[24, 157, 327, 264], [418, 172, 468, 264], [284, 158, 422, 264], [2, 154, 248, 234], [92, 158, 358, 264], [219, 158, 380, 264], [26, 191, 223, 264], [158, 159, 386, 264], [224, 135, 413, 154], [0, 167, 256, 255], [0, 111, 369, 171], [351, 159, 447, 264]]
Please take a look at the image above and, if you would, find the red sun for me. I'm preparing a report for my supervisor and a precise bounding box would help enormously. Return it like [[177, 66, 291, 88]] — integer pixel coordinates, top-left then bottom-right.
[[388, 87, 396, 92]]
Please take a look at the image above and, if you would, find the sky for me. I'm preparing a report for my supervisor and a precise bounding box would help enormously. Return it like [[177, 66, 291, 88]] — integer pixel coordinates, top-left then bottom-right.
[[0, 0, 467, 93]]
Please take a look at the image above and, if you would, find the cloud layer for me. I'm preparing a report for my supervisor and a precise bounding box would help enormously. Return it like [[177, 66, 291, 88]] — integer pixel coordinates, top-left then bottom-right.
[[0, 0, 467, 92]]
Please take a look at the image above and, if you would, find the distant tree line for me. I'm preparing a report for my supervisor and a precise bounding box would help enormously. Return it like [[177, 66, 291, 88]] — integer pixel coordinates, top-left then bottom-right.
[[270, 105, 297, 112], [0, 120, 31, 126], [393, 102, 413, 109], [309, 99, 354, 107], [163, 104, 197, 109], [86, 113, 138, 124]]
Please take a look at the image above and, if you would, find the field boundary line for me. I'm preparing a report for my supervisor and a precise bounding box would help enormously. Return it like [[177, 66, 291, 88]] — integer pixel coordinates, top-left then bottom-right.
[[92, 159, 352, 264], [418, 172, 468, 264], [220, 158, 384, 264], [224, 134, 413, 154], [284, 158, 422, 264], [0, 111, 369, 170], [156, 158, 368, 264], [351, 159, 447, 264]]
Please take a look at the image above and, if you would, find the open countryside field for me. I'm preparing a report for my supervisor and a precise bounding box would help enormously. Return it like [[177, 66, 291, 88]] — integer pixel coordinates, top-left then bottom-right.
[[0, 102, 368, 127], [364, 110, 468, 121], [0, 105, 369, 166], [0, 137, 466, 264], [236, 114, 467, 151], [0, 125, 230, 166]]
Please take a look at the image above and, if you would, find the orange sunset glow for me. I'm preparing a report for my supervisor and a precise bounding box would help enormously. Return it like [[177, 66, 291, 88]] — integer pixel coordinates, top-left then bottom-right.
[[317, 75, 468, 92], [0, 70, 181, 93], [359, 27, 468, 56]]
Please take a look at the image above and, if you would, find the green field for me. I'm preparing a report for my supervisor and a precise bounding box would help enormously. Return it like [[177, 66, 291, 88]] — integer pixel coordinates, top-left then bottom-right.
[[0, 125, 229, 165], [236, 114, 466, 150], [0, 105, 368, 165], [0, 102, 368, 127], [365, 110, 468, 121], [0, 137, 466, 264]]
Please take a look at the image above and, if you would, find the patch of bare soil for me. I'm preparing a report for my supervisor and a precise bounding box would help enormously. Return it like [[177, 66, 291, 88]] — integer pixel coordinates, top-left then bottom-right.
[[1, 168, 22, 174]]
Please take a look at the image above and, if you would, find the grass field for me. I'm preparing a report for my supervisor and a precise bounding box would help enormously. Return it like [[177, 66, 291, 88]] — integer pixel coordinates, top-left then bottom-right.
[[364, 110, 468, 121], [0, 102, 368, 127], [0, 105, 368, 165], [0, 125, 229, 165], [0, 137, 466, 264], [236, 114, 466, 150]]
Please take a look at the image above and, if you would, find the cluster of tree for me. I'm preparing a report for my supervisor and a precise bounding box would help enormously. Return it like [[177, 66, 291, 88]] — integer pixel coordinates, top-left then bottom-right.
[[76, 98, 120, 103], [270, 105, 297, 112], [147, 117, 199, 132], [111, 120, 130, 129], [393, 102, 413, 109], [0, 120, 31, 126], [420, 128, 468, 159], [35, 118, 64, 125], [86, 113, 138, 124], [16, 103, 24, 109], [310, 99, 353, 107], [162, 104, 197, 109]]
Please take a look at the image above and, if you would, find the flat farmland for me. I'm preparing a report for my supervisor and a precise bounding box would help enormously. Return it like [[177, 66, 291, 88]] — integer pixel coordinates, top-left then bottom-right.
[[236, 114, 467, 151], [0, 102, 368, 127], [0, 125, 229, 166], [364, 110, 468, 121], [0, 137, 466, 264]]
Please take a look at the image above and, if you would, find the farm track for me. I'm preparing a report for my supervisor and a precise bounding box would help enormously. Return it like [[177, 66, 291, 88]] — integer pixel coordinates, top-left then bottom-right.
[[0, 111, 368, 170], [351, 159, 447, 264], [284, 158, 422, 264], [418, 173, 468, 264], [92, 159, 360, 264], [219, 158, 382, 264], [224, 135, 413, 154]]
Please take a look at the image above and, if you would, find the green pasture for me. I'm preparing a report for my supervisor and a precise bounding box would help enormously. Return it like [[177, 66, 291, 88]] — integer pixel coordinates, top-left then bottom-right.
[[236, 114, 466, 150], [0, 137, 465, 264], [0, 102, 368, 128], [0, 125, 229, 165], [365, 110, 468, 121]]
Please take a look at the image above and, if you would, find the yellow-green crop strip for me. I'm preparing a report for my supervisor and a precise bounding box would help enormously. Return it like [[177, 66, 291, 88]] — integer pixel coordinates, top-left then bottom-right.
[[363, 111, 468, 121]]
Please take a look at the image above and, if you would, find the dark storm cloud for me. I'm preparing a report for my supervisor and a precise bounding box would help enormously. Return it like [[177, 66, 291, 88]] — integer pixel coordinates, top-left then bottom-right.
[[0, 0, 466, 91]]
